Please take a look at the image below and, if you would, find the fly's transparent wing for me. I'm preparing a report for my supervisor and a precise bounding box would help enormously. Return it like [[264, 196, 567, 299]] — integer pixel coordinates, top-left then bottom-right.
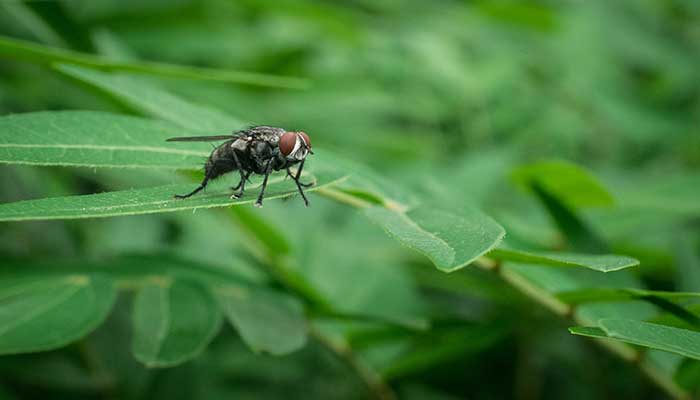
[[166, 135, 234, 142]]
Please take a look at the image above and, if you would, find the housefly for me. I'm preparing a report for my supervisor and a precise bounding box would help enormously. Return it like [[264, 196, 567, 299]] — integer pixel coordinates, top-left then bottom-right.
[[167, 126, 314, 207]]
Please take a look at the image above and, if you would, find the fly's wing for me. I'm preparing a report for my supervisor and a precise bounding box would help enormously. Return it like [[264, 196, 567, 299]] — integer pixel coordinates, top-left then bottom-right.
[[166, 135, 234, 142]]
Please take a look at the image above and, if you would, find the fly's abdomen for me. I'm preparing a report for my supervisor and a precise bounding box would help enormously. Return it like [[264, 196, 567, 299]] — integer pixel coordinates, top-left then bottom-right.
[[204, 141, 238, 180]]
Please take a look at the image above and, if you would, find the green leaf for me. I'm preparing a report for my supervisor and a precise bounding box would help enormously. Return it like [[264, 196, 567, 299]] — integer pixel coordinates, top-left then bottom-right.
[[0, 111, 208, 169], [132, 279, 222, 367], [677, 235, 700, 292], [0, 35, 308, 89], [568, 326, 607, 338], [229, 206, 292, 257], [216, 285, 307, 355], [378, 323, 509, 380], [0, 165, 345, 221], [531, 182, 609, 253], [570, 319, 700, 360], [55, 64, 245, 132], [490, 248, 639, 272], [0, 1, 67, 47], [363, 205, 505, 272], [512, 159, 614, 208], [0, 274, 115, 355], [558, 288, 700, 328]]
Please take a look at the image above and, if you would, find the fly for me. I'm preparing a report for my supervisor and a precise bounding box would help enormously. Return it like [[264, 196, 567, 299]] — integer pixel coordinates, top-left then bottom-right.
[[167, 126, 314, 207]]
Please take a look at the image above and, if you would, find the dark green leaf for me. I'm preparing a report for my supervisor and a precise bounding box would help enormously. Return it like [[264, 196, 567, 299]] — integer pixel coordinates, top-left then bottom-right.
[[55, 64, 245, 132], [0, 274, 115, 355], [0, 35, 308, 88], [132, 279, 222, 367]]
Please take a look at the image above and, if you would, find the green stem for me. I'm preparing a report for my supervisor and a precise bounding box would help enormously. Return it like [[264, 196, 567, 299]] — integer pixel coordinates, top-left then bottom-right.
[[310, 326, 396, 400]]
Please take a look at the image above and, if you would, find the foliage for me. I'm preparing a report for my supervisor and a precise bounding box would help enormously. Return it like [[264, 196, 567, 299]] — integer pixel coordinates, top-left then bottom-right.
[[1, 1, 699, 399]]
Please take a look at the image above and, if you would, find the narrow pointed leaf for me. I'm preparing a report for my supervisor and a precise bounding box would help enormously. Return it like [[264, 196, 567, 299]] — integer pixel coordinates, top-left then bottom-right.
[[132, 280, 222, 367], [0, 35, 308, 89], [0, 166, 345, 221], [0, 274, 115, 355], [56, 64, 245, 132], [363, 205, 505, 272], [216, 285, 307, 355], [572, 319, 700, 360], [490, 248, 639, 272]]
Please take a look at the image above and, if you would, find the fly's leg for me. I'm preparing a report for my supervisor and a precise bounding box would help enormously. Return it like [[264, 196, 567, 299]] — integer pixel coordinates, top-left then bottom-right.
[[254, 159, 274, 208], [286, 160, 310, 207], [230, 171, 251, 199], [231, 150, 251, 185], [174, 177, 209, 199], [287, 159, 314, 188]]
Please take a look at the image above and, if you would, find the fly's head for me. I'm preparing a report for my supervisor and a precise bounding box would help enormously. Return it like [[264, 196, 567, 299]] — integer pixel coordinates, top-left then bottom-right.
[[279, 131, 313, 161]]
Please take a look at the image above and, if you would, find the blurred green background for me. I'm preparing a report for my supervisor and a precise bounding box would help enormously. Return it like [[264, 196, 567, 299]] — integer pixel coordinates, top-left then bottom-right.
[[1, 0, 699, 399]]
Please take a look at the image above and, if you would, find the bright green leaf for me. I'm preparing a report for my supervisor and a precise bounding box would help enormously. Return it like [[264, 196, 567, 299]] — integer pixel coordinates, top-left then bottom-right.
[[0, 274, 115, 355], [571, 319, 700, 360], [512, 159, 614, 208], [363, 206, 505, 272], [132, 279, 222, 367], [216, 285, 307, 355], [530, 182, 609, 253], [0, 166, 346, 221], [0, 111, 208, 169], [490, 248, 639, 272]]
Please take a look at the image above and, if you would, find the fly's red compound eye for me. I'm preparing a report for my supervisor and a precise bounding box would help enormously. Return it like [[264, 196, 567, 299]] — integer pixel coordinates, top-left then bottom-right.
[[279, 132, 297, 156], [299, 132, 311, 149]]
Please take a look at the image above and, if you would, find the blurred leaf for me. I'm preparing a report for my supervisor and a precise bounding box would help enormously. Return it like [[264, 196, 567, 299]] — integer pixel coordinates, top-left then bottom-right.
[[0, 2, 67, 47], [378, 323, 509, 379], [0, 35, 309, 88], [490, 248, 639, 272], [570, 319, 700, 360], [229, 207, 292, 257], [0, 274, 115, 355], [216, 285, 307, 355], [132, 279, 222, 367], [363, 205, 505, 272], [512, 160, 614, 208], [531, 182, 608, 253], [558, 288, 700, 328], [0, 111, 207, 169], [606, 173, 700, 216], [677, 235, 700, 292], [0, 166, 344, 221], [55, 64, 245, 132]]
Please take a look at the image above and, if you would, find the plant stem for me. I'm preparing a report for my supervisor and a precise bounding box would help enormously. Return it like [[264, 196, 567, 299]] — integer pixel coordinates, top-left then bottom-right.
[[310, 326, 396, 400]]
